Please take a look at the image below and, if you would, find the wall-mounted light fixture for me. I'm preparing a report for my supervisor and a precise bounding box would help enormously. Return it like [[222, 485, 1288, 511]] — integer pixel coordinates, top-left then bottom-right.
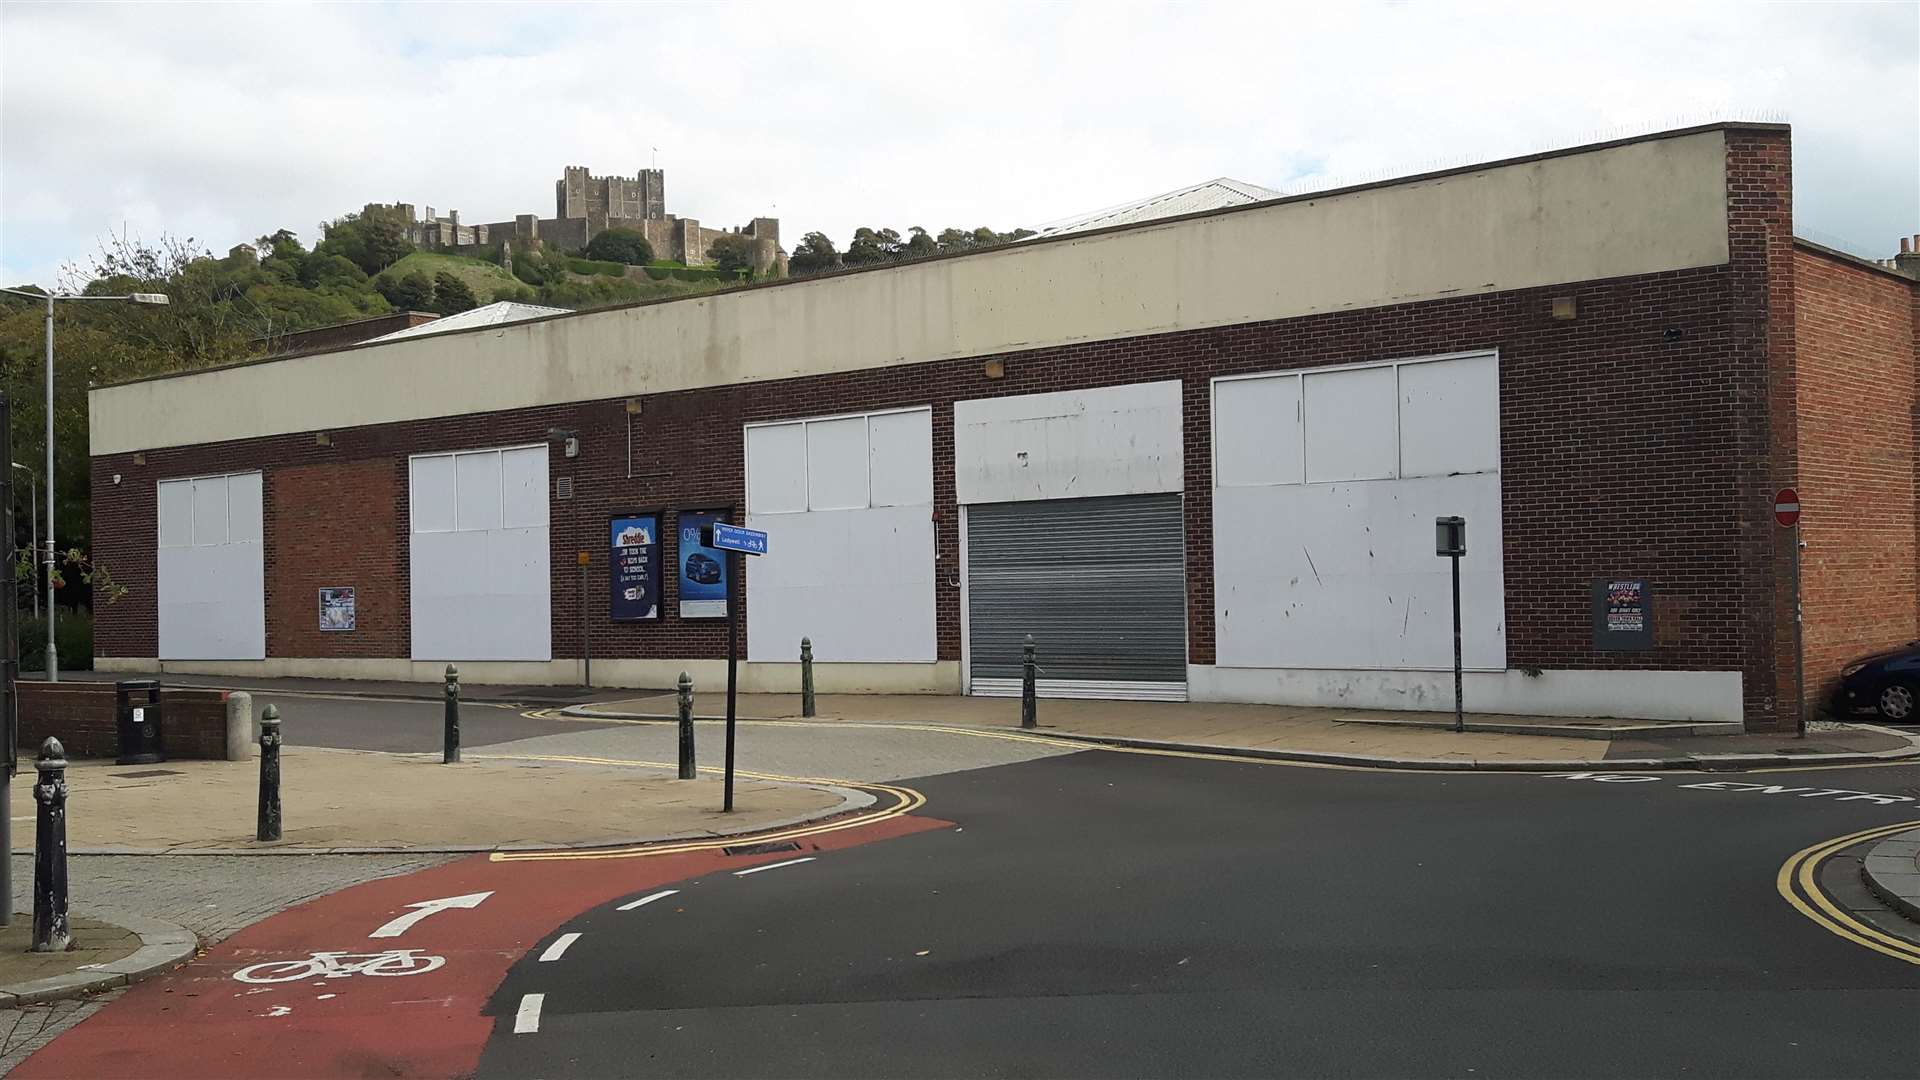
[[547, 426, 581, 459], [1550, 297, 1578, 321], [983, 359, 1006, 380], [315, 431, 332, 447], [132, 453, 145, 466]]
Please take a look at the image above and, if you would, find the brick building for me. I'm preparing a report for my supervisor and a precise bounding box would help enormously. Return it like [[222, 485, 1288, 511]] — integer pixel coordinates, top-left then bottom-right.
[[86, 123, 1919, 731]]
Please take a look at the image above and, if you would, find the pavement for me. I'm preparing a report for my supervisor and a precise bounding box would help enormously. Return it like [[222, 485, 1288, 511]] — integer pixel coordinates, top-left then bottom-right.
[[571, 690, 1920, 769], [6, 748, 861, 854], [1862, 825, 1920, 923]]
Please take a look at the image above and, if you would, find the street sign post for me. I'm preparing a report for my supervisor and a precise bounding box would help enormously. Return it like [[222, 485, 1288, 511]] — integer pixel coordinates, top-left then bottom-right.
[[1436, 516, 1466, 733], [1775, 487, 1805, 738], [701, 522, 769, 810]]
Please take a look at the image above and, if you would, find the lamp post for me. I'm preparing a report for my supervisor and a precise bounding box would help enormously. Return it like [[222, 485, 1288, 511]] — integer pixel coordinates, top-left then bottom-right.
[[0, 287, 169, 681], [10, 464, 34, 619]]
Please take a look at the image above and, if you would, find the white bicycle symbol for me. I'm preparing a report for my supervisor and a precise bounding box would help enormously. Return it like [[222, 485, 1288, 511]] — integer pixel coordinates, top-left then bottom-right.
[[233, 950, 446, 984]]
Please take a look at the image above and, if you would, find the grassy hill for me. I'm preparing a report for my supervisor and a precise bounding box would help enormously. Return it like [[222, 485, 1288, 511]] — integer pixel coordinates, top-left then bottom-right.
[[380, 251, 528, 305]]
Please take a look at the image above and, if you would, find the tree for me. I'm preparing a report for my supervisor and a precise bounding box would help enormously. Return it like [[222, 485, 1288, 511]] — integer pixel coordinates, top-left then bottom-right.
[[582, 227, 654, 266], [316, 205, 414, 275], [904, 227, 937, 260], [379, 271, 435, 311], [430, 271, 478, 315], [707, 233, 754, 276], [843, 227, 903, 267], [788, 231, 840, 276]]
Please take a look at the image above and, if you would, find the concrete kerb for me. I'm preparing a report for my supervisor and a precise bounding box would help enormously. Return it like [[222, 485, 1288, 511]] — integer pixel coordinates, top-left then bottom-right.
[[558, 705, 1920, 773], [1861, 826, 1920, 925], [53, 783, 876, 857], [0, 910, 198, 1008]]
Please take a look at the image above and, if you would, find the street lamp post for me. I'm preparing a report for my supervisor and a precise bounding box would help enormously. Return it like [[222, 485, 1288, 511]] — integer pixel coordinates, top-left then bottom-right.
[[10, 464, 34, 619], [0, 287, 168, 681]]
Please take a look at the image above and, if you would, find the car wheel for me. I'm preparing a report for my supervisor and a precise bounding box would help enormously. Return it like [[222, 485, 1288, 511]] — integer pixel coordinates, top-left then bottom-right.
[[1878, 681, 1918, 723]]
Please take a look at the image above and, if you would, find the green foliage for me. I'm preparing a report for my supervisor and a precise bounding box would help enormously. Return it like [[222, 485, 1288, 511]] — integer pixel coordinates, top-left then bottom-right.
[[581, 227, 655, 266], [565, 257, 628, 278], [788, 231, 840, 276], [707, 233, 755, 276], [315, 204, 415, 275], [843, 227, 903, 267], [430, 271, 478, 315], [641, 264, 734, 282], [904, 226, 937, 259], [377, 271, 436, 311], [17, 609, 93, 674], [381, 252, 527, 305]]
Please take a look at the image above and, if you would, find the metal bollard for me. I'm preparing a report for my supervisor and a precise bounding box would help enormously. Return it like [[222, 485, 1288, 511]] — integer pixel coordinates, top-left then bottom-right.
[[677, 672, 696, 779], [800, 636, 816, 719], [257, 704, 282, 842], [1022, 635, 1038, 729], [443, 664, 461, 764], [31, 738, 70, 953]]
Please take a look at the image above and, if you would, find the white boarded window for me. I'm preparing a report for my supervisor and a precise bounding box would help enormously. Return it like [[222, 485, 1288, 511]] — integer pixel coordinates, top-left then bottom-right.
[[1400, 354, 1500, 477], [410, 455, 456, 533], [1213, 374, 1303, 487], [746, 407, 933, 514], [409, 445, 550, 661], [745, 423, 807, 514], [805, 416, 870, 511], [501, 446, 548, 529], [1304, 366, 1397, 483], [454, 451, 503, 532], [158, 471, 264, 660], [869, 410, 934, 507]]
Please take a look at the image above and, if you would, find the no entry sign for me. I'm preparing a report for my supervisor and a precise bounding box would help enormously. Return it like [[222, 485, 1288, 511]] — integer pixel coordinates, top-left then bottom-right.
[[1773, 488, 1800, 528]]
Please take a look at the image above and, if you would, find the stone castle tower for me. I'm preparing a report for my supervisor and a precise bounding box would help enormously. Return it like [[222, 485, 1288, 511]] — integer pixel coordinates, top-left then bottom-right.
[[557, 166, 666, 223]]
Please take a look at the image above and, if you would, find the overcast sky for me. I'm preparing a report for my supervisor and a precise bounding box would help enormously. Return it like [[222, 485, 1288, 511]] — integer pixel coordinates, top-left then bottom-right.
[[2, 1, 1915, 289]]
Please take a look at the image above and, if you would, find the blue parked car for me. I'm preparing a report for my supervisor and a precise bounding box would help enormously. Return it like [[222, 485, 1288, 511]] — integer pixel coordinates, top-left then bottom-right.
[[1833, 641, 1920, 723]]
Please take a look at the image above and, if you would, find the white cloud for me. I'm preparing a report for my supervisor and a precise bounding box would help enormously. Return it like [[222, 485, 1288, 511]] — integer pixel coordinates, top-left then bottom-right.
[[3, 0, 1914, 289]]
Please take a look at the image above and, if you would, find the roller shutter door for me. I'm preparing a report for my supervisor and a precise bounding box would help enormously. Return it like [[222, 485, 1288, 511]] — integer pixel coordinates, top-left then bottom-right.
[[965, 494, 1187, 701]]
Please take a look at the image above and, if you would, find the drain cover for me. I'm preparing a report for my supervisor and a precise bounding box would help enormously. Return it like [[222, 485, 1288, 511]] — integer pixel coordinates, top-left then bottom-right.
[[723, 840, 802, 857], [111, 769, 183, 779]]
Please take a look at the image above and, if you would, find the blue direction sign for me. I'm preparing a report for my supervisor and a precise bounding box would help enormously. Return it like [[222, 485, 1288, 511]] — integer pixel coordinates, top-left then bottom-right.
[[710, 522, 769, 556]]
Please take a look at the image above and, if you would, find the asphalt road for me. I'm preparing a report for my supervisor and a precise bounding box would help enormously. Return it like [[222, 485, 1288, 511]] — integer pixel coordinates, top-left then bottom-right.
[[476, 751, 1920, 1079], [264, 694, 619, 752]]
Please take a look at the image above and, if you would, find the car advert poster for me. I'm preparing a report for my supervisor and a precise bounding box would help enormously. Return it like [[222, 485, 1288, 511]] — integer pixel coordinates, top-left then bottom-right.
[[609, 512, 662, 622], [678, 509, 730, 619]]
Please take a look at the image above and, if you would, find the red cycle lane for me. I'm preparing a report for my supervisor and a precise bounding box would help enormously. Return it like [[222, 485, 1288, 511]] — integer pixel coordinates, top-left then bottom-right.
[[17, 814, 947, 1080]]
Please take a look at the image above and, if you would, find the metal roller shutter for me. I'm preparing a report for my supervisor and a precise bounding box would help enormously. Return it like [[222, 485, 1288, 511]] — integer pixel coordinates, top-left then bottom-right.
[[965, 494, 1187, 701]]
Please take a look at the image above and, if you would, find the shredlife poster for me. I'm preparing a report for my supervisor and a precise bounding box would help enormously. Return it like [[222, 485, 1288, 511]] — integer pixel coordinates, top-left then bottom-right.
[[609, 512, 662, 621], [318, 587, 356, 632], [678, 508, 730, 619]]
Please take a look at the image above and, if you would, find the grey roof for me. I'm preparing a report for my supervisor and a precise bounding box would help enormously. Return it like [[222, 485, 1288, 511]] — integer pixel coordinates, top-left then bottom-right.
[[370, 300, 570, 342], [1026, 177, 1285, 240]]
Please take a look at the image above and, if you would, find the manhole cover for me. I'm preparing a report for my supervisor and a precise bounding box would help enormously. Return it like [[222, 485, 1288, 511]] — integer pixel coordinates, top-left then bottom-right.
[[111, 769, 183, 779], [723, 840, 802, 857]]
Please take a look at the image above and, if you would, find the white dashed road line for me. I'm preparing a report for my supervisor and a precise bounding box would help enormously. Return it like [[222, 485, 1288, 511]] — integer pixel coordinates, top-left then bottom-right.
[[733, 856, 816, 877], [513, 993, 544, 1034], [616, 889, 679, 911], [538, 933, 581, 962]]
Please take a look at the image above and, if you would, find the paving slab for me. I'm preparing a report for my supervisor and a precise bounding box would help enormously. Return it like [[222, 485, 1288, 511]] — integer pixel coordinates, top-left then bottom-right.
[[1862, 826, 1920, 927]]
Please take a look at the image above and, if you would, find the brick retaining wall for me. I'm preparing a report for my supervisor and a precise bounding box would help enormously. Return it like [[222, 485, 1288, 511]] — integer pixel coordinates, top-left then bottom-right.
[[16, 682, 231, 760]]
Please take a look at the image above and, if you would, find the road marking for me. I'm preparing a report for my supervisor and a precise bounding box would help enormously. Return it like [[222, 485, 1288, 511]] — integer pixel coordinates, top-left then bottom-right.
[[1548, 772, 1916, 805], [513, 993, 544, 1034], [1777, 820, 1920, 966], [617, 889, 679, 911], [734, 856, 815, 876], [538, 933, 581, 962], [368, 891, 494, 939]]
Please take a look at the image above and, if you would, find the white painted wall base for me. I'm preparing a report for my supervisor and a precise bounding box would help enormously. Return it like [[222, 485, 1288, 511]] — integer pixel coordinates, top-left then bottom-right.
[[1188, 665, 1745, 724], [96, 657, 962, 695]]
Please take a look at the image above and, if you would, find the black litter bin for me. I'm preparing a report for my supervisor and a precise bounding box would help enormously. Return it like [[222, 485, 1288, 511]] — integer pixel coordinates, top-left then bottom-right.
[[115, 679, 166, 765]]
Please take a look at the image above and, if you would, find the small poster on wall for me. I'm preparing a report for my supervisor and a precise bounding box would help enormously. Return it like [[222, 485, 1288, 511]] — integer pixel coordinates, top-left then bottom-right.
[[609, 512, 662, 621], [1592, 577, 1654, 651], [678, 508, 730, 619], [318, 587, 356, 632]]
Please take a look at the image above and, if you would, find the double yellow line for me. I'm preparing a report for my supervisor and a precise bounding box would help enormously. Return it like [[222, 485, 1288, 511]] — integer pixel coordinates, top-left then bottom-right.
[[1777, 820, 1920, 966], [477, 752, 925, 862]]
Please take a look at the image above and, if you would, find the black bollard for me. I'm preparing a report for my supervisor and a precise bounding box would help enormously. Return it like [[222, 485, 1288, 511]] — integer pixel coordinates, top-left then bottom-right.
[[443, 664, 461, 764], [257, 704, 282, 842], [31, 737, 70, 953], [677, 671, 696, 779], [800, 637, 816, 719], [1022, 635, 1038, 730]]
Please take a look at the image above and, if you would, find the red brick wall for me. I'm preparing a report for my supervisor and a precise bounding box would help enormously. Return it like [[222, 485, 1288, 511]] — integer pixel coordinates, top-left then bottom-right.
[[266, 458, 404, 657], [1793, 245, 1920, 711], [16, 682, 230, 760], [89, 128, 1801, 728]]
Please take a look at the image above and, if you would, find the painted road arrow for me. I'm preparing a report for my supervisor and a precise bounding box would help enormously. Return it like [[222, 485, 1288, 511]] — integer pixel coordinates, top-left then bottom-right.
[[369, 891, 495, 939]]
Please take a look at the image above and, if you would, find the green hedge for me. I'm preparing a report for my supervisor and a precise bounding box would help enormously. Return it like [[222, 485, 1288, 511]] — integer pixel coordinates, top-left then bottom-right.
[[565, 257, 628, 278], [641, 265, 740, 282], [19, 609, 93, 674]]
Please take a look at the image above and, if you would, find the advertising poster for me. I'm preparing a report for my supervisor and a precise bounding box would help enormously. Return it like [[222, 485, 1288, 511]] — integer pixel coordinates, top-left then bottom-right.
[[1591, 577, 1654, 651], [678, 508, 730, 619], [609, 512, 662, 621], [318, 587, 356, 632]]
